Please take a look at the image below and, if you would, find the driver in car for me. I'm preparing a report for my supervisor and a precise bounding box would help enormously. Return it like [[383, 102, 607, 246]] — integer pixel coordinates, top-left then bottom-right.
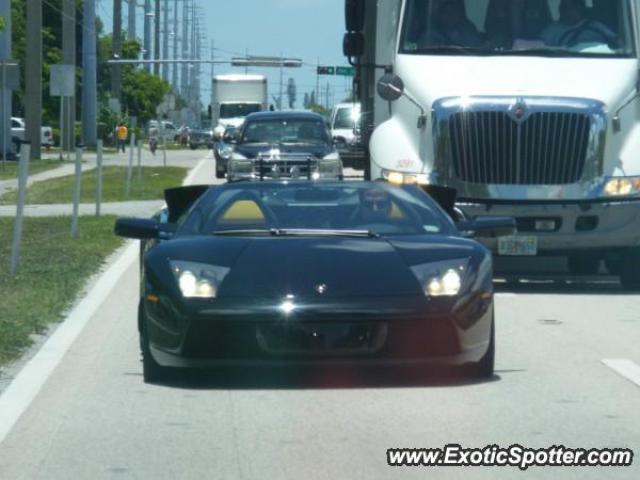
[[353, 188, 395, 225], [542, 0, 616, 48]]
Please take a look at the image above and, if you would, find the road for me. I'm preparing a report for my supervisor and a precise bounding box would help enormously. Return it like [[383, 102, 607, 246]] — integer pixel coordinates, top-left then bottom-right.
[[0, 154, 638, 480]]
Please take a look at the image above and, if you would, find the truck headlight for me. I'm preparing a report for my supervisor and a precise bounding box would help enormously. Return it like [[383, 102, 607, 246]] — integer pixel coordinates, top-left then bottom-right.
[[602, 177, 640, 197], [382, 169, 430, 186], [316, 155, 343, 179], [170, 261, 230, 299], [410, 258, 469, 297], [227, 157, 253, 178]]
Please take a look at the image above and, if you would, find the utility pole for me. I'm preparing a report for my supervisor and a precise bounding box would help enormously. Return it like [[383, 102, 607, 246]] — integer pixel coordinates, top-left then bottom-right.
[[26, 0, 42, 160], [112, 0, 123, 104], [82, 0, 98, 146], [127, 0, 136, 40], [172, 0, 179, 91], [315, 58, 320, 107], [279, 52, 284, 111], [143, 0, 152, 73], [162, 0, 169, 82], [325, 82, 330, 110], [181, 0, 189, 100], [62, 0, 76, 151], [154, 0, 160, 76], [0, 0, 12, 161]]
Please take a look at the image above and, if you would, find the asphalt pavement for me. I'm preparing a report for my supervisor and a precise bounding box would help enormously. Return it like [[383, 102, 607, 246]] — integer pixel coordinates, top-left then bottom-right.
[[0, 154, 637, 480]]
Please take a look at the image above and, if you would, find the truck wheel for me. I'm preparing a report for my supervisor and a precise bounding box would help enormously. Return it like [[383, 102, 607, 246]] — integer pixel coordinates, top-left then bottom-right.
[[190, 144, 197, 150], [567, 254, 600, 275]]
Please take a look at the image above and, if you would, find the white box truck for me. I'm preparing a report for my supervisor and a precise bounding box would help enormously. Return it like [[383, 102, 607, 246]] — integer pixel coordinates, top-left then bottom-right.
[[211, 74, 268, 131], [344, 0, 640, 288]]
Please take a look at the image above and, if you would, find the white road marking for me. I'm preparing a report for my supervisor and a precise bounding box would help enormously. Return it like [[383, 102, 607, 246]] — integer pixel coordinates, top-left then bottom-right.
[[602, 359, 640, 388], [0, 242, 139, 445]]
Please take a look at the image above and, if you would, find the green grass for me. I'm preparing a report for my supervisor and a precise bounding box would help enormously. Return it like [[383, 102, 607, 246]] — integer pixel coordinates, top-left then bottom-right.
[[0, 216, 124, 367], [0, 166, 188, 205], [0, 159, 66, 181]]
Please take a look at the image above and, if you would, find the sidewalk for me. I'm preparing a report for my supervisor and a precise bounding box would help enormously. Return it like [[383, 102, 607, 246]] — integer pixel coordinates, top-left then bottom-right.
[[0, 200, 164, 218], [0, 147, 209, 197]]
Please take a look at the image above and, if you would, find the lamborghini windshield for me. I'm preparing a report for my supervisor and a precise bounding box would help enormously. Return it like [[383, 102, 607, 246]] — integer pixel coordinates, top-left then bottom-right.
[[400, 0, 635, 57], [179, 183, 452, 237]]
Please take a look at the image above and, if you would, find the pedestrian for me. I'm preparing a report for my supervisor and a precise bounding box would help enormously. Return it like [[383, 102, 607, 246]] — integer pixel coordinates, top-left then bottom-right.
[[116, 122, 129, 153]]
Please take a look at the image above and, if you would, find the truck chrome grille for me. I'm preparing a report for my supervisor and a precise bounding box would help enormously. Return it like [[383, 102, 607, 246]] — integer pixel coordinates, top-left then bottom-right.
[[448, 111, 591, 185]]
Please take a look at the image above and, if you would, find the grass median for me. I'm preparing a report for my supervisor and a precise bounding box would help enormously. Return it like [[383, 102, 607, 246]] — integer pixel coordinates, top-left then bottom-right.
[[0, 216, 124, 367], [0, 159, 66, 181], [0, 166, 188, 205]]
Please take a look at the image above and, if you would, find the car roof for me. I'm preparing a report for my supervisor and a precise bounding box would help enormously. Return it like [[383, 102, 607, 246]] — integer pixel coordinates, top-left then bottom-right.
[[244, 111, 325, 122]]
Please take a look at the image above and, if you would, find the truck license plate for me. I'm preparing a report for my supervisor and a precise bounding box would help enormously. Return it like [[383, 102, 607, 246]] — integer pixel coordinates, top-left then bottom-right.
[[498, 236, 538, 256]]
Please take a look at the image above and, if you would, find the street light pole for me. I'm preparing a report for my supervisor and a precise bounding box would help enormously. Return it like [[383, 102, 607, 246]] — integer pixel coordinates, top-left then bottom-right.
[[82, 0, 98, 147], [62, 0, 76, 152], [0, 0, 12, 166], [144, 0, 152, 73], [26, 0, 42, 161], [112, 0, 123, 104], [154, 0, 161, 76], [162, 0, 169, 82]]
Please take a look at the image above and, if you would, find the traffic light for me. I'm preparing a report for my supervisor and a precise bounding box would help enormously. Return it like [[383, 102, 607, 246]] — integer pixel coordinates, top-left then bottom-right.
[[317, 66, 335, 75]]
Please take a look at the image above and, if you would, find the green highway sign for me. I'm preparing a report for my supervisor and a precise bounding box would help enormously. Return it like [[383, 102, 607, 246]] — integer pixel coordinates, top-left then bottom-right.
[[317, 66, 354, 76], [336, 66, 355, 76]]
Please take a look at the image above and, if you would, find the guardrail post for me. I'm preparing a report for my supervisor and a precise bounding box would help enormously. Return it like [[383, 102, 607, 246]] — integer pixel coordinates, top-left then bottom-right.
[[11, 144, 31, 274], [71, 147, 82, 238]]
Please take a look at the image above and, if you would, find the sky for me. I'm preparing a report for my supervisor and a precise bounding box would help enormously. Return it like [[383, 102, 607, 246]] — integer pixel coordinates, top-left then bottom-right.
[[97, 0, 351, 111]]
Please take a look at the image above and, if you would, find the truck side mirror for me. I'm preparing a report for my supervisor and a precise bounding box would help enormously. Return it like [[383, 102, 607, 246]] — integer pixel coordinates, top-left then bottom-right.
[[377, 74, 405, 102], [345, 0, 366, 32], [343, 32, 364, 58]]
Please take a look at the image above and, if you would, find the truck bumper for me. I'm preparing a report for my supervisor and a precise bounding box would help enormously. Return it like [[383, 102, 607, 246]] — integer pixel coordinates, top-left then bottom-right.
[[459, 199, 640, 254]]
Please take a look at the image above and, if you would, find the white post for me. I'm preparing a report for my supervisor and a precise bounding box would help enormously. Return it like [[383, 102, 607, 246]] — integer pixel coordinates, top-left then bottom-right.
[[137, 139, 142, 182], [71, 147, 82, 238], [11, 144, 30, 274], [59, 95, 64, 161], [126, 132, 135, 196], [95, 139, 103, 216], [162, 136, 167, 167], [1, 61, 6, 170]]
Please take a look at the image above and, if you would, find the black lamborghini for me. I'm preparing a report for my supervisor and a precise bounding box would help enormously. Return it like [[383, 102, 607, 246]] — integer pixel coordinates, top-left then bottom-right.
[[115, 181, 514, 383]]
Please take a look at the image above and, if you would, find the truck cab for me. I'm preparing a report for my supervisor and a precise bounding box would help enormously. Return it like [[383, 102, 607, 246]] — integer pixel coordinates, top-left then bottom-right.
[[345, 0, 640, 287]]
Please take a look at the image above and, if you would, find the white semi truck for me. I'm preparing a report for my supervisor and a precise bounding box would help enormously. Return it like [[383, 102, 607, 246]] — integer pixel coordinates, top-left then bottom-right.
[[344, 0, 640, 288], [211, 74, 268, 132]]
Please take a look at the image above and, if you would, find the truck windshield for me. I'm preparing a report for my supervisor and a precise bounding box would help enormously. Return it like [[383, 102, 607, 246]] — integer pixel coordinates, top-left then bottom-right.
[[220, 103, 262, 119], [400, 0, 635, 58], [333, 107, 361, 129]]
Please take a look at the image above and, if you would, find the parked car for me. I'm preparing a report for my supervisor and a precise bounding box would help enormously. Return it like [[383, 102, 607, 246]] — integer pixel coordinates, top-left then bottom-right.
[[225, 111, 343, 181], [11, 117, 55, 153], [115, 180, 515, 382], [148, 120, 178, 144]]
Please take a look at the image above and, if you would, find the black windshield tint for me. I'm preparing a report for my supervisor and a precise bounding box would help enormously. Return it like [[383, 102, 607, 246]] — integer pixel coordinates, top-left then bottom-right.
[[400, 0, 634, 58], [179, 183, 452, 237], [220, 104, 262, 119], [240, 119, 330, 145]]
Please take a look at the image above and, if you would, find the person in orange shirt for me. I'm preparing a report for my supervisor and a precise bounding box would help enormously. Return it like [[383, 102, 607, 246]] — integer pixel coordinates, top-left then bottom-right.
[[116, 123, 129, 153]]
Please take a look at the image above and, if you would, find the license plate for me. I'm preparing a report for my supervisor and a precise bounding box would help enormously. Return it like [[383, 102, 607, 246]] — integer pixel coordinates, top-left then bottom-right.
[[498, 236, 538, 256]]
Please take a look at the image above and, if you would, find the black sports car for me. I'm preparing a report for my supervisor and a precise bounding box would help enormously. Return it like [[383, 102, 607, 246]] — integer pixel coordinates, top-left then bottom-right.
[[115, 181, 514, 383]]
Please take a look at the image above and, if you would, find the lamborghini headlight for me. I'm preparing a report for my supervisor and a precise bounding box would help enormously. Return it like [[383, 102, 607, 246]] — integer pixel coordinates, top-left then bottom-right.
[[602, 176, 640, 197], [170, 260, 230, 299], [410, 258, 469, 297]]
